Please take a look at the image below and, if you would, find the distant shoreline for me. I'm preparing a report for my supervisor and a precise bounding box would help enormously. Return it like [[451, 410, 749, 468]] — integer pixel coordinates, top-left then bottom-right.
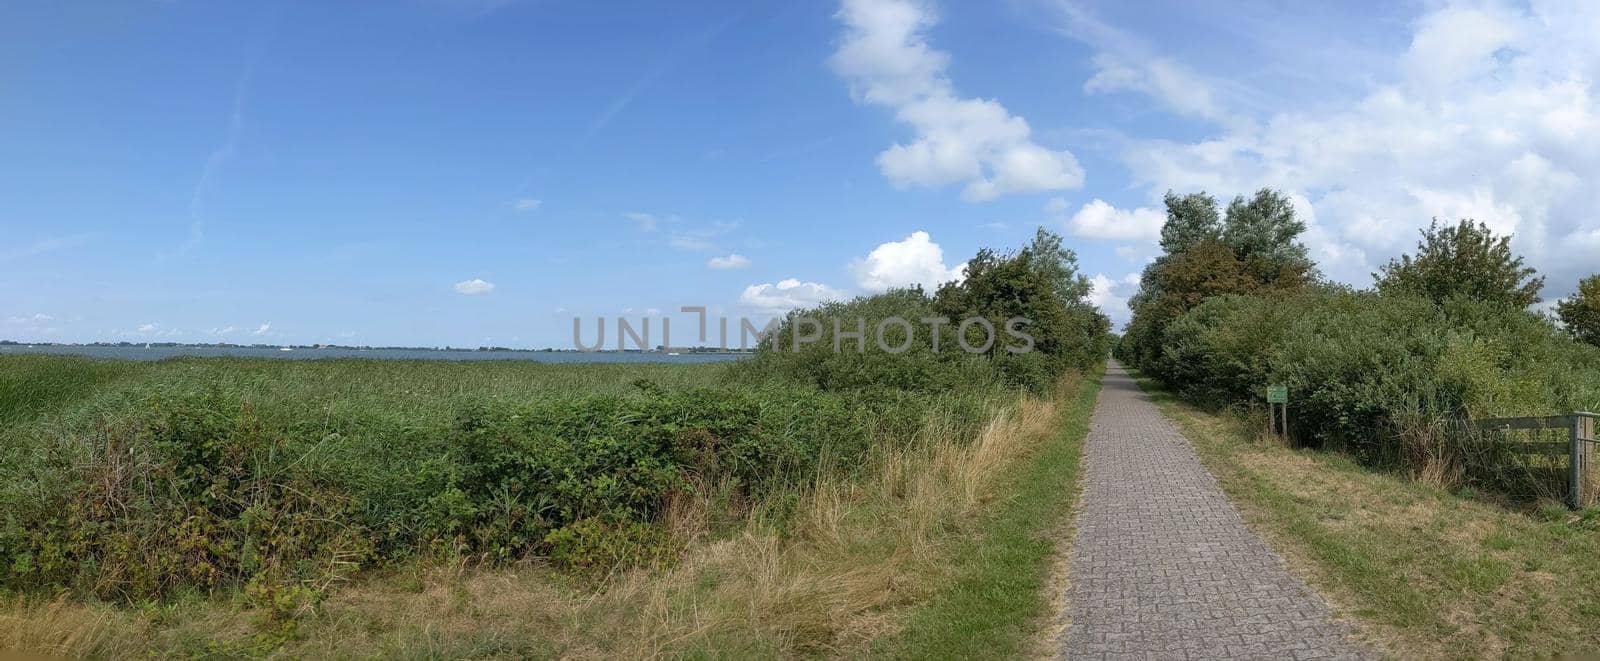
[[0, 340, 755, 355], [0, 343, 753, 363]]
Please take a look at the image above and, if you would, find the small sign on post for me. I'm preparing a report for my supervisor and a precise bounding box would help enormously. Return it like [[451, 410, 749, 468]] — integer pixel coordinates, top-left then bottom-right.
[[1265, 385, 1287, 404], [1266, 384, 1289, 442]]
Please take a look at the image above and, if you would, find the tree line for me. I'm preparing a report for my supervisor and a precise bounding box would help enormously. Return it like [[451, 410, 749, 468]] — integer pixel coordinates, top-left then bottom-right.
[[1116, 188, 1600, 496]]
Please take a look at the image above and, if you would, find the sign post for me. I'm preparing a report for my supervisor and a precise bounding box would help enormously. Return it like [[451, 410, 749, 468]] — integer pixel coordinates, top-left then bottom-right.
[[1266, 385, 1289, 442]]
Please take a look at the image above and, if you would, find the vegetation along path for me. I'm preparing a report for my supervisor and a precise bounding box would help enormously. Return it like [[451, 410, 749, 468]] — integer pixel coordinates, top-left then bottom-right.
[[1059, 361, 1370, 659]]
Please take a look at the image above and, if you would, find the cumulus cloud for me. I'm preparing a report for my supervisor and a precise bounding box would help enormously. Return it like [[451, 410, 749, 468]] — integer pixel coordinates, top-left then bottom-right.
[[739, 279, 846, 312], [252, 323, 272, 336], [454, 278, 496, 295], [1058, 1, 1600, 296], [830, 0, 1083, 201], [513, 198, 542, 211], [1062, 199, 1164, 242], [852, 230, 965, 291], [707, 253, 751, 270], [137, 323, 159, 334], [1087, 272, 1142, 328]]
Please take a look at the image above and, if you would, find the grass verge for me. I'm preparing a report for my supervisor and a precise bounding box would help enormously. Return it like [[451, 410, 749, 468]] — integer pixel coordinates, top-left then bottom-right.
[[1128, 369, 1600, 658], [877, 363, 1102, 659]]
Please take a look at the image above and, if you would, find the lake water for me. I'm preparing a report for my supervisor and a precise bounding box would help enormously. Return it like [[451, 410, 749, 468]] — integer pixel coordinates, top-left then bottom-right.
[[0, 344, 750, 363]]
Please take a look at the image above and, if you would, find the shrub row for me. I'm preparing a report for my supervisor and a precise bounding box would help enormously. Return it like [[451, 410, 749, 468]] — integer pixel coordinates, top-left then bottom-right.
[[3, 377, 1000, 600], [1121, 289, 1600, 494]]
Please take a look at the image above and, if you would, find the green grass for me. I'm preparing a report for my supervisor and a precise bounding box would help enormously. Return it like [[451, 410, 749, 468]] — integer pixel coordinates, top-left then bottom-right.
[[1127, 368, 1600, 658], [878, 364, 1102, 659]]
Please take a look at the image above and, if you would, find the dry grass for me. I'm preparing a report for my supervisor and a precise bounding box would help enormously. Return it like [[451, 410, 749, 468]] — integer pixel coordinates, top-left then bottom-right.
[[1139, 376, 1600, 659], [0, 597, 145, 658], [0, 386, 1068, 659]]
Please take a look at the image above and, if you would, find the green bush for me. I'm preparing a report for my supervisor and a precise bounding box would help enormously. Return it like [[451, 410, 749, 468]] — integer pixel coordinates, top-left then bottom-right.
[[0, 382, 892, 597], [5, 391, 371, 600], [1142, 289, 1600, 493]]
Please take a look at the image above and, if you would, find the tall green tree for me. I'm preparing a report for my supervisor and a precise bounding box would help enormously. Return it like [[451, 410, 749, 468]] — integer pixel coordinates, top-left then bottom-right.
[[934, 228, 1109, 373], [1119, 187, 1316, 371], [1374, 219, 1543, 308], [1023, 227, 1094, 304], [1557, 275, 1600, 347], [1222, 189, 1315, 284], [1160, 191, 1221, 254]]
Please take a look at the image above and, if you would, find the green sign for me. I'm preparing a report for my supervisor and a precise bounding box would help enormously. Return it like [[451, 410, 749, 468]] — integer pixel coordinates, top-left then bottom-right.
[[1266, 385, 1288, 404]]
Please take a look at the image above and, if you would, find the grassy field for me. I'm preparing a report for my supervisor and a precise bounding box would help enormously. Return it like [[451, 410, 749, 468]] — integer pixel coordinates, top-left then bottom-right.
[[1131, 370, 1600, 658], [0, 354, 735, 424], [0, 352, 1105, 657]]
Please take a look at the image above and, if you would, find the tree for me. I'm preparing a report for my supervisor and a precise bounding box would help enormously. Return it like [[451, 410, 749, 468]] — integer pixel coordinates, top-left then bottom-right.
[[1160, 191, 1221, 254], [1374, 218, 1543, 308], [1557, 275, 1600, 347], [1025, 226, 1094, 304], [934, 228, 1109, 373], [1222, 189, 1315, 284], [1120, 188, 1317, 371]]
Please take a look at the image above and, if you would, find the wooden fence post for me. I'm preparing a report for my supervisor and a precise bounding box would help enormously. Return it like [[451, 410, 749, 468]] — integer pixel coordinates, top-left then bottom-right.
[[1575, 415, 1595, 510]]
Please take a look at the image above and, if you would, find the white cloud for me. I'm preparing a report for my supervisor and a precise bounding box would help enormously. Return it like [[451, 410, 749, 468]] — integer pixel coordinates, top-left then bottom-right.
[[1084, 53, 1228, 122], [1043, 197, 1070, 213], [851, 230, 965, 292], [2, 313, 59, 336], [1063, 199, 1164, 242], [628, 213, 737, 251], [137, 323, 158, 334], [1088, 272, 1142, 328], [830, 0, 1083, 201], [513, 198, 542, 211], [5, 313, 53, 324], [210, 325, 239, 336], [739, 278, 846, 312], [1057, 1, 1600, 295], [669, 220, 738, 252], [252, 323, 272, 336], [707, 253, 751, 270], [454, 278, 496, 295]]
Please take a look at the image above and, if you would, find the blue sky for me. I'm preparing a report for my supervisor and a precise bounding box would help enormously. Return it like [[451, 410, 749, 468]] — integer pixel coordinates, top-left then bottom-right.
[[4, 0, 1598, 348]]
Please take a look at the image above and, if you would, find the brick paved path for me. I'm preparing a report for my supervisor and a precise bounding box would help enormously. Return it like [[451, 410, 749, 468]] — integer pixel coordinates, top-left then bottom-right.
[[1060, 361, 1370, 660]]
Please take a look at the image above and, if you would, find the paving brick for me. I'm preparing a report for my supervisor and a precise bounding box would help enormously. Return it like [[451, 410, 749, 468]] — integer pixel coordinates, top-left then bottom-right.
[[1059, 362, 1371, 660]]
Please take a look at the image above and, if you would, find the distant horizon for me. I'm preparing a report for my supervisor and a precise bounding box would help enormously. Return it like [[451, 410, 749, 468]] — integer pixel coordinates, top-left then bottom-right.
[[0, 338, 757, 353]]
